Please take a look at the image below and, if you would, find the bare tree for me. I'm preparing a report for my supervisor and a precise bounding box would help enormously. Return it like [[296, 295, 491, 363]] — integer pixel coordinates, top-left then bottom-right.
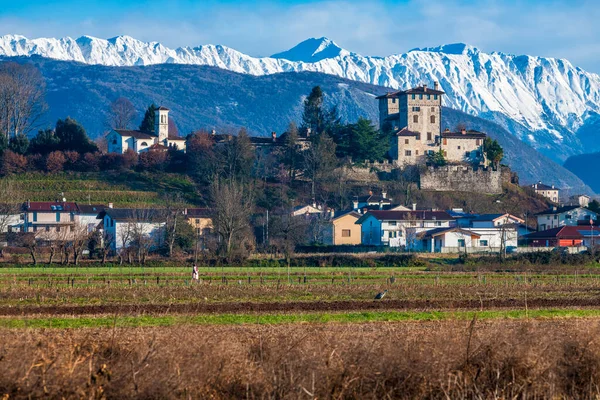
[[117, 222, 134, 265], [270, 212, 309, 272], [210, 179, 254, 262], [0, 180, 21, 237], [71, 223, 91, 265], [163, 193, 186, 257], [0, 62, 47, 139], [107, 97, 137, 130]]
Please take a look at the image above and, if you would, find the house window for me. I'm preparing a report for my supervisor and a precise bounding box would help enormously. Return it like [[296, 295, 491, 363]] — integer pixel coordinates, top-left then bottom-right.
[[427, 132, 432, 141], [33, 226, 37, 232], [46, 226, 50, 232], [389, 231, 397, 238], [56, 226, 61, 232], [416, 133, 421, 140], [389, 221, 397, 226], [412, 106, 421, 111], [427, 94, 431, 100], [465, 151, 471, 158], [480, 240, 488, 246], [458, 239, 466, 247], [431, 107, 435, 111], [434, 95, 438, 100], [419, 94, 423, 100], [565, 214, 571, 219], [413, 115, 419, 123], [435, 221, 441, 226], [476, 139, 481, 146], [405, 150, 412, 156], [342, 229, 351, 237], [405, 139, 409, 144], [196, 228, 201, 234], [141, 141, 148, 147], [56, 213, 60, 222], [112, 139, 117, 145], [430, 115, 436, 123], [70, 226, 74, 232], [411, 94, 415, 100], [70, 213, 74, 222], [33, 212, 37, 222], [195, 219, 200, 224], [392, 98, 396, 103], [415, 150, 419, 155]]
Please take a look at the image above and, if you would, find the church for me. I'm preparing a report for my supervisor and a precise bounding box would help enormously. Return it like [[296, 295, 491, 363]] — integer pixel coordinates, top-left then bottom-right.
[[106, 106, 187, 154], [377, 83, 486, 167]]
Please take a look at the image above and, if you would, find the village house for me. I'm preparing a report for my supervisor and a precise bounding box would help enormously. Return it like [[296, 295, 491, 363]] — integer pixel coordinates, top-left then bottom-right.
[[0, 205, 23, 233], [377, 83, 486, 167], [106, 107, 186, 154], [324, 211, 362, 245], [185, 208, 213, 236], [356, 210, 455, 247], [569, 194, 591, 208], [22, 201, 79, 239], [100, 208, 168, 251], [291, 203, 324, 217], [523, 226, 600, 248], [77, 204, 109, 232], [530, 181, 560, 203], [535, 206, 598, 231], [352, 191, 392, 210]]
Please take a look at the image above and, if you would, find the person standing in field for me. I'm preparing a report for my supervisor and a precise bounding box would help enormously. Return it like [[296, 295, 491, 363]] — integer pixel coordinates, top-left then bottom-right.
[[192, 264, 199, 281]]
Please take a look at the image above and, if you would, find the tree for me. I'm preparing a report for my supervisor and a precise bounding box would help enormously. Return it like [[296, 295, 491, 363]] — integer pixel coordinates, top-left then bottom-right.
[[0, 62, 47, 140], [0, 150, 27, 175], [71, 223, 91, 265], [335, 118, 389, 162], [29, 128, 59, 155], [281, 122, 303, 180], [219, 128, 255, 183], [588, 200, 600, 215], [426, 149, 447, 166], [139, 151, 168, 171], [187, 131, 220, 186], [107, 97, 136, 129], [270, 213, 309, 276], [139, 104, 157, 133], [55, 118, 98, 153], [0, 180, 21, 241], [8, 134, 29, 154], [210, 179, 254, 262], [484, 137, 504, 168], [45, 151, 67, 173], [303, 132, 338, 199], [301, 86, 324, 135]]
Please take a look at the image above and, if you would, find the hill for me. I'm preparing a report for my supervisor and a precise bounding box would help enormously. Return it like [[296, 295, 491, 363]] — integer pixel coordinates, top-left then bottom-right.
[[2, 56, 591, 194], [564, 153, 600, 193]]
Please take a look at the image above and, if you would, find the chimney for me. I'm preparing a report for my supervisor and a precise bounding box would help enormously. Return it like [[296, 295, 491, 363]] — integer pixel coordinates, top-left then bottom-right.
[[211, 129, 216, 135], [423, 84, 428, 92], [108, 203, 114, 209], [312, 201, 317, 208], [369, 190, 373, 196], [306, 127, 311, 137], [412, 203, 417, 211], [552, 206, 557, 212], [551, 185, 555, 189], [330, 208, 335, 218], [461, 128, 466, 135], [382, 191, 387, 199], [271, 131, 277, 142], [444, 128, 450, 132], [434, 81, 439, 91], [353, 200, 359, 210], [379, 201, 383, 210]]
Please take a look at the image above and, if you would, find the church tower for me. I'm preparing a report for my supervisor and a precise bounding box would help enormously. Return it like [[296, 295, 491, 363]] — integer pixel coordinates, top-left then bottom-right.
[[154, 106, 170, 144]]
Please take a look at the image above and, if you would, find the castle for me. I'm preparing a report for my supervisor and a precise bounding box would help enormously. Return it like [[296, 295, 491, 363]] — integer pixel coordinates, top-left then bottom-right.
[[377, 83, 486, 167], [107, 107, 187, 154]]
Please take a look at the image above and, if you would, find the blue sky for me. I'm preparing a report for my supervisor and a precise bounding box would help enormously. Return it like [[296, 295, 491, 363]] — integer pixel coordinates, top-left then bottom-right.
[[2, 0, 600, 72]]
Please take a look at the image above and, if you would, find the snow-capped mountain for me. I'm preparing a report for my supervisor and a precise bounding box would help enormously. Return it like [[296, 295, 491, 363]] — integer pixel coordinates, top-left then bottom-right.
[[1, 34, 599, 160]]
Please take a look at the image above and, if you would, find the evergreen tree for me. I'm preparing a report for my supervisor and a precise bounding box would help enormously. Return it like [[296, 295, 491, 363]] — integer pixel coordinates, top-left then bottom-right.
[[29, 129, 60, 155], [301, 86, 324, 135], [426, 149, 447, 166], [282, 122, 302, 180], [219, 128, 255, 183], [187, 131, 220, 186], [139, 104, 157, 133], [484, 137, 504, 168], [8, 134, 29, 155], [303, 132, 338, 199], [350, 118, 389, 162], [55, 118, 98, 153]]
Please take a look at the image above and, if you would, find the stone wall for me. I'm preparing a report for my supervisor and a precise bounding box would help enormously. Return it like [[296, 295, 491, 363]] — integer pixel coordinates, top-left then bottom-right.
[[419, 165, 503, 194], [340, 161, 395, 182]]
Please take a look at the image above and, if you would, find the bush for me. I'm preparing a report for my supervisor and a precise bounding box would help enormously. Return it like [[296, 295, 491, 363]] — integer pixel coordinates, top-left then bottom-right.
[[45, 151, 67, 173], [0, 150, 28, 175]]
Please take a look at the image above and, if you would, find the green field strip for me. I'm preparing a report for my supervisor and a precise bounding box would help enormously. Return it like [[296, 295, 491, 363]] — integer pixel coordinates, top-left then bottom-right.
[[3, 308, 600, 329]]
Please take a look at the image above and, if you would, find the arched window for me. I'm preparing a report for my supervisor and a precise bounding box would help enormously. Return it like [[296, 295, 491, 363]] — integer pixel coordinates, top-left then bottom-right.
[[413, 115, 419, 123], [112, 139, 117, 145], [430, 115, 436, 123], [161, 115, 166, 124], [141, 142, 148, 147]]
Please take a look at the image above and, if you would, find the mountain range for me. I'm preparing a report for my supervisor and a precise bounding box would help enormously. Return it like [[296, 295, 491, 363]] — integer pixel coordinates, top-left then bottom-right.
[[2, 34, 600, 163]]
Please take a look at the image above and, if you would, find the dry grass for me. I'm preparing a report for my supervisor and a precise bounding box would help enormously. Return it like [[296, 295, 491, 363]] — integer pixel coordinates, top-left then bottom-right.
[[2, 319, 600, 398]]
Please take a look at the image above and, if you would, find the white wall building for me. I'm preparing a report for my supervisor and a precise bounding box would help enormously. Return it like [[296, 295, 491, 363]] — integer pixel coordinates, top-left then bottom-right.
[[101, 208, 167, 251], [536, 206, 598, 231]]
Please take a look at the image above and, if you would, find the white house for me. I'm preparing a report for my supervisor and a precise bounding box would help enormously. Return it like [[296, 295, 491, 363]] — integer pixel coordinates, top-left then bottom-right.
[[470, 213, 524, 229], [417, 226, 518, 253], [569, 194, 591, 208], [106, 106, 186, 154], [77, 204, 109, 232], [530, 182, 560, 203], [536, 206, 598, 231], [100, 208, 168, 251], [0, 207, 23, 233], [356, 210, 455, 247]]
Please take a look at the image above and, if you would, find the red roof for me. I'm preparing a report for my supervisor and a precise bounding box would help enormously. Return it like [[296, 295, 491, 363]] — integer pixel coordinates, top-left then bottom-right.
[[25, 201, 78, 212], [394, 127, 419, 137], [524, 226, 600, 240]]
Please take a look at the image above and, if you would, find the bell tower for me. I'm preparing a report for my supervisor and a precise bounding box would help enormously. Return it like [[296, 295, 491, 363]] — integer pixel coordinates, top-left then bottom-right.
[[154, 106, 170, 144]]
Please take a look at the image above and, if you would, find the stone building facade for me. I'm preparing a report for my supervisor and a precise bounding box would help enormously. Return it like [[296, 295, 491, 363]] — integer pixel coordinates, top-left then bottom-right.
[[377, 83, 485, 167]]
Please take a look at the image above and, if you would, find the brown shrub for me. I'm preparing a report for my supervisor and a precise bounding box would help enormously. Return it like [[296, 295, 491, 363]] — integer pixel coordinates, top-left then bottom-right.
[[1, 320, 600, 398], [0, 150, 28, 175], [45, 150, 67, 173], [139, 150, 168, 170]]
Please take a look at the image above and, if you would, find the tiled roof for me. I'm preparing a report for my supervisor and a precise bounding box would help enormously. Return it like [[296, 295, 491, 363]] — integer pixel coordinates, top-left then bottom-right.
[[535, 205, 590, 216], [157, 106, 170, 111], [103, 208, 170, 222], [332, 211, 361, 221], [418, 227, 481, 239], [531, 182, 559, 191], [376, 86, 445, 98], [186, 208, 212, 218], [114, 129, 156, 140], [523, 226, 600, 239], [357, 210, 454, 224], [393, 127, 419, 137], [357, 194, 391, 204], [168, 135, 185, 141], [25, 202, 78, 212], [471, 213, 524, 223], [77, 204, 106, 215]]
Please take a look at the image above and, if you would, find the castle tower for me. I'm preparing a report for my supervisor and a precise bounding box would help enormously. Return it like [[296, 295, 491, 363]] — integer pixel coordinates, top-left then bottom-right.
[[154, 106, 170, 144], [399, 83, 443, 144]]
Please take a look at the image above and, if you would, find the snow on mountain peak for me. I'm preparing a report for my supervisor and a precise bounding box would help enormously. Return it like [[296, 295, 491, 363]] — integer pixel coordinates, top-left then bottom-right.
[[1, 33, 599, 155], [412, 43, 480, 56], [271, 37, 348, 62]]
